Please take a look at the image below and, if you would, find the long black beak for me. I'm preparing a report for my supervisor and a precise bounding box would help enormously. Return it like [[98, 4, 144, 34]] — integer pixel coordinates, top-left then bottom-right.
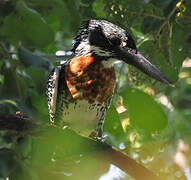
[[117, 49, 174, 87]]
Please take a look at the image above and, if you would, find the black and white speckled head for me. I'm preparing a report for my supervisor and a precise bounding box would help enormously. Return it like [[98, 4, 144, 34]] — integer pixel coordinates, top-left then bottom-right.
[[72, 20, 137, 57], [72, 20, 173, 86]]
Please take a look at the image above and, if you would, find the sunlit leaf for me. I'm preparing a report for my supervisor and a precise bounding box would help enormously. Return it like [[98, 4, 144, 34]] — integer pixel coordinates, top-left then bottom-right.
[[120, 86, 168, 132], [104, 106, 125, 147]]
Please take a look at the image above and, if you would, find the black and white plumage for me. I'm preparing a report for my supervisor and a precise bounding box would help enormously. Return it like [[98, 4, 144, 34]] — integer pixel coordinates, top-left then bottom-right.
[[47, 20, 173, 138]]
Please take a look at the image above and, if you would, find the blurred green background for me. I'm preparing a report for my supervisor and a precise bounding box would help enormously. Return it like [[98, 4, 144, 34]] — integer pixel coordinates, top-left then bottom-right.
[[0, 0, 191, 179]]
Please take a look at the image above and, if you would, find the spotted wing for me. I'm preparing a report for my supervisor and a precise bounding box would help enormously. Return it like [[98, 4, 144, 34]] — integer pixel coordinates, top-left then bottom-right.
[[47, 66, 62, 123], [47, 63, 73, 124]]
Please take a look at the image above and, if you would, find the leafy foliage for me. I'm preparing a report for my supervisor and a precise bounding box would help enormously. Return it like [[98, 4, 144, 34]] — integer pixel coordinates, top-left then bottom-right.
[[120, 86, 168, 132], [0, 0, 191, 179]]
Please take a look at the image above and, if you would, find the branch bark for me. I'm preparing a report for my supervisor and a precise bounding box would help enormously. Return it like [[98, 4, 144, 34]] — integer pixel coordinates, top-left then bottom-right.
[[0, 112, 35, 132]]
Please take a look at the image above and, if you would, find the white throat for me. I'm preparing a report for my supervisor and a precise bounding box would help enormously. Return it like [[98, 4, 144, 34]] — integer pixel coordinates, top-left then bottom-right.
[[101, 58, 116, 68]]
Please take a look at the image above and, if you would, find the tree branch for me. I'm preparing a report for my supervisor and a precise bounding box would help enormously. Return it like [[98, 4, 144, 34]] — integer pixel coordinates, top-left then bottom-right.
[[0, 113, 35, 132]]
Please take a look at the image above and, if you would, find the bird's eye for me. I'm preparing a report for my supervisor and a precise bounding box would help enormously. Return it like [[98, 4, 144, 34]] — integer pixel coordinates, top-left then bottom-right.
[[109, 37, 121, 46]]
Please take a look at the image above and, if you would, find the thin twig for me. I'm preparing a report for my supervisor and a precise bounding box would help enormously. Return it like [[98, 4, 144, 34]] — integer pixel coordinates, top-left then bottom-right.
[[125, 9, 166, 20], [156, 4, 178, 38]]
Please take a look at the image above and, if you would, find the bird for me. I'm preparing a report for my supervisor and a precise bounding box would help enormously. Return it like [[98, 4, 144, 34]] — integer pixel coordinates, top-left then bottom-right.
[[46, 20, 173, 139]]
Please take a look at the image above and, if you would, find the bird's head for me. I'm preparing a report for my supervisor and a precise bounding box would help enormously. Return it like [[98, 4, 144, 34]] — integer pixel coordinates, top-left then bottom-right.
[[72, 20, 173, 86]]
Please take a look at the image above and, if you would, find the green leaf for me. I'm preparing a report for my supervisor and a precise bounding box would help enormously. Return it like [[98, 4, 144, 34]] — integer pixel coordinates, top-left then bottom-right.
[[0, 99, 19, 114], [27, 0, 81, 36], [2, 1, 54, 48], [92, 0, 106, 18], [155, 52, 178, 83], [0, 74, 4, 85], [0, 148, 17, 178], [18, 45, 52, 71], [25, 67, 47, 92], [64, 0, 82, 31], [103, 106, 125, 147], [170, 22, 187, 71], [120, 86, 168, 132], [2, 67, 28, 100], [141, 3, 164, 33], [30, 90, 49, 121]]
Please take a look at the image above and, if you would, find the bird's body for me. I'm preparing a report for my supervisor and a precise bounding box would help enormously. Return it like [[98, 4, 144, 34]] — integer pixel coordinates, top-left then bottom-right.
[[47, 55, 116, 136], [47, 20, 173, 138]]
